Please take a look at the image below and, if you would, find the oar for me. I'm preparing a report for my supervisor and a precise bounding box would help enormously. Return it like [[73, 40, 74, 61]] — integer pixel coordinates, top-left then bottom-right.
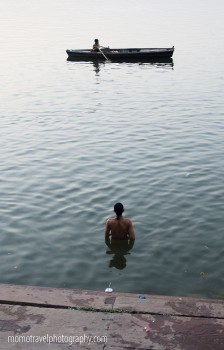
[[99, 47, 109, 61]]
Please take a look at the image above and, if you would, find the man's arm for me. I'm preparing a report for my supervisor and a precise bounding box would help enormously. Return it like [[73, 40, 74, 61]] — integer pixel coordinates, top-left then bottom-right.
[[104, 219, 111, 237], [105, 236, 111, 249], [128, 220, 135, 240]]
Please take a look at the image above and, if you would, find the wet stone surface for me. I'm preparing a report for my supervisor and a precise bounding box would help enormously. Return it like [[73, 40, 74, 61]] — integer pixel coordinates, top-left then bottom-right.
[[0, 284, 223, 349]]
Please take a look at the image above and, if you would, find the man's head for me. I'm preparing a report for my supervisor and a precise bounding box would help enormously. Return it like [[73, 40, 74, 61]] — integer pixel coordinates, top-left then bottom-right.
[[94, 39, 99, 44], [114, 202, 124, 217]]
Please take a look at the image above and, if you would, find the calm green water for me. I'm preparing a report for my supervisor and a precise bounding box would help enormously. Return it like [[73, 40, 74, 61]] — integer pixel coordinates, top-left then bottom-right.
[[0, 0, 224, 298]]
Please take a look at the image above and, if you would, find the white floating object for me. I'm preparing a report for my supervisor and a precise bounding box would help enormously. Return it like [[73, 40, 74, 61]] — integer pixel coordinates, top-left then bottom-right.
[[105, 282, 113, 293]]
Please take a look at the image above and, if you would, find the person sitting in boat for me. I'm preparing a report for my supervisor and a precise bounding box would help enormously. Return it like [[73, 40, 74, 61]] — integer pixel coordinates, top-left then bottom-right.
[[92, 39, 109, 52], [92, 39, 100, 51]]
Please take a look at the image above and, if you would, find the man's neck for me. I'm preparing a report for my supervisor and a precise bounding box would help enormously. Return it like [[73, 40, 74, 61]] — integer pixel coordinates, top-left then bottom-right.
[[116, 215, 122, 220]]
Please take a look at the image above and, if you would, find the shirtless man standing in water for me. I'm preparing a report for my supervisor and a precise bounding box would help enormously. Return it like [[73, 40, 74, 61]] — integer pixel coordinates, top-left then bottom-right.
[[104, 203, 135, 240]]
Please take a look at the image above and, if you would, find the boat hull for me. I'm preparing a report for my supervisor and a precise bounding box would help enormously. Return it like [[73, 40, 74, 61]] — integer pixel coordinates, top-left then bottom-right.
[[66, 47, 174, 62]]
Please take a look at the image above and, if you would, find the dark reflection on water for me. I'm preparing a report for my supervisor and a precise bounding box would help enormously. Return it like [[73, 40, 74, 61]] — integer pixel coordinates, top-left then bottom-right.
[[92, 61, 102, 74], [105, 238, 135, 270], [67, 58, 174, 74]]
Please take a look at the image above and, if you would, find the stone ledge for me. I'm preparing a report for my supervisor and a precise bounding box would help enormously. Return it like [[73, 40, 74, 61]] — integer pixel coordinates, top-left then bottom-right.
[[0, 283, 223, 318]]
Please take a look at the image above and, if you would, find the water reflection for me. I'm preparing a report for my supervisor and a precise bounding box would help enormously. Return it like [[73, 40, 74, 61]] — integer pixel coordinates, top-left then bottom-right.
[[92, 61, 103, 74], [105, 238, 135, 270], [139, 59, 174, 69], [67, 58, 174, 74], [92, 59, 173, 74]]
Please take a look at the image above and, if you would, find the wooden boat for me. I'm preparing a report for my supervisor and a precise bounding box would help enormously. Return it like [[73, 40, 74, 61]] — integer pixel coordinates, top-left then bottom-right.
[[66, 47, 174, 62]]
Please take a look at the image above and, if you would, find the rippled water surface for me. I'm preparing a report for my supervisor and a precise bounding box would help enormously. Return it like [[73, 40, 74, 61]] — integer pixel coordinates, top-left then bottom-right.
[[0, 0, 224, 298]]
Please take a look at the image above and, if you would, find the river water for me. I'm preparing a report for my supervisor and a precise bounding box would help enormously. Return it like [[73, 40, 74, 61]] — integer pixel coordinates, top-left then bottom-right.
[[0, 0, 224, 298]]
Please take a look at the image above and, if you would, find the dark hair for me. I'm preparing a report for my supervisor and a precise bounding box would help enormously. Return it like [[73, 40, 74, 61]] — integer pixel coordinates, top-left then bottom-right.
[[114, 202, 124, 219], [94, 39, 99, 43]]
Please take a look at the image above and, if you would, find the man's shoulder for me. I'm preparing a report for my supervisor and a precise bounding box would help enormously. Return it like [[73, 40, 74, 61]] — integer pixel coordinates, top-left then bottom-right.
[[106, 217, 115, 224], [107, 217, 133, 225], [123, 217, 133, 225]]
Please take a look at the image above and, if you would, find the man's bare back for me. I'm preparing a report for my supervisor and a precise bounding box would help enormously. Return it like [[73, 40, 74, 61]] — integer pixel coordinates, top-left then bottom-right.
[[105, 216, 135, 240], [104, 203, 135, 240]]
